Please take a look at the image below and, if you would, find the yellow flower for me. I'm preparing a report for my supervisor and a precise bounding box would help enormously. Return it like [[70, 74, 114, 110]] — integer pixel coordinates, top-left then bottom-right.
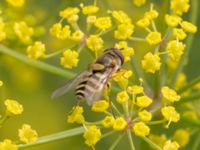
[[14, 21, 33, 44], [0, 139, 17, 150], [138, 110, 152, 122], [148, 134, 167, 148], [27, 41, 46, 59], [161, 106, 180, 123], [91, 100, 109, 112], [165, 14, 182, 27], [49, 23, 62, 37], [133, 0, 146, 7], [6, 0, 24, 7], [83, 126, 101, 147], [175, 73, 186, 90], [141, 52, 161, 73], [115, 41, 134, 62], [57, 25, 71, 40], [87, 15, 97, 24], [114, 23, 134, 40], [136, 17, 150, 28], [146, 32, 162, 45], [116, 91, 129, 104], [173, 129, 189, 147], [81, 5, 99, 15], [71, 30, 84, 42], [18, 124, 38, 144], [136, 96, 152, 108], [113, 117, 127, 130], [132, 122, 150, 137], [0, 80, 3, 87], [67, 15, 79, 24], [161, 86, 180, 103], [166, 40, 185, 61], [181, 21, 197, 33], [0, 18, 6, 41], [4, 99, 23, 116], [113, 69, 133, 89], [67, 106, 85, 124], [60, 49, 79, 68], [59, 7, 80, 19], [112, 10, 131, 24], [163, 140, 180, 150], [86, 35, 104, 52], [94, 17, 112, 30], [173, 28, 186, 40], [127, 85, 143, 95], [170, 0, 190, 15], [102, 116, 115, 128], [144, 10, 159, 20]]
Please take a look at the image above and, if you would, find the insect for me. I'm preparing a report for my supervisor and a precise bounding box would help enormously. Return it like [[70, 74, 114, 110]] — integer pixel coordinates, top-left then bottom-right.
[[51, 48, 124, 105]]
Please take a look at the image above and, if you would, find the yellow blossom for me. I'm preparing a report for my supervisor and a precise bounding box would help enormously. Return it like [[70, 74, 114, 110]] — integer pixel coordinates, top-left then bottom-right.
[[59, 7, 80, 19], [161, 106, 180, 123], [127, 85, 144, 95], [165, 14, 182, 27], [27, 41, 46, 59], [161, 86, 180, 103], [173, 129, 189, 147], [116, 91, 129, 104], [14, 21, 34, 44], [0, 139, 17, 150], [132, 122, 150, 137], [71, 30, 84, 42], [57, 25, 71, 40], [114, 23, 134, 40], [0, 80, 3, 87], [49, 23, 62, 37], [138, 110, 152, 122], [0, 18, 6, 41], [87, 15, 97, 24], [6, 0, 24, 7], [166, 40, 185, 61], [102, 116, 115, 128], [144, 10, 159, 20], [136, 96, 152, 108], [67, 14, 79, 24], [141, 52, 161, 73], [60, 50, 79, 68], [173, 28, 186, 40], [148, 134, 167, 148], [170, 0, 190, 15], [112, 10, 131, 24], [181, 21, 197, 33], [86, 35, 104, 52], [18, 124, 38, 144], [146, 32, 162, 45], [94, 17, 112, 30], [136, 17, 150, 28], [67, 106, 85, 124], [113, 117, 127, 130], [91, 100, 109, 112], [163, 140, 180, 150], [115, 41, 134, 62], [175, 73, 186, 90], [83, 126, 101, 147], [81, 5, 99, 15], [4, 99, 23, 116], [133, 0, 146, 7]]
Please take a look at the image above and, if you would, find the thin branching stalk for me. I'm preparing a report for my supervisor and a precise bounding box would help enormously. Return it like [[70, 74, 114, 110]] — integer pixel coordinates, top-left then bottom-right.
[[127, 129, 136, 150], [176, 91, 200, 104], [141, 136, 162, 150], [108, 133, 124, 150], [0, 44, 76, 78]]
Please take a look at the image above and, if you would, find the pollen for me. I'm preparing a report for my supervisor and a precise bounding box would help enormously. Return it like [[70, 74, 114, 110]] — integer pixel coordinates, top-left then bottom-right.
[[4, 99, 23, 116], [91, 100, 109, 112], [132, 122, 150, 137]]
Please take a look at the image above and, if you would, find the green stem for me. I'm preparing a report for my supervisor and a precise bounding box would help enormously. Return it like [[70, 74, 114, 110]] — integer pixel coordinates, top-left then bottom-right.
[[141, 136, 162, 150], [108, 132, 124, 150], [177, 76, 200, 94], [102, 130, 117, 139], [170, 0, 198, 87], [127, 129, 136, 150], [181, 116, 200, 127], [0, 44, 76, 78], [176, 91, 200, 104], [129, 37, 146, 42], [18, 127, 85, 149], [192, 133, 200, 150], [146, 119, 166, 125]]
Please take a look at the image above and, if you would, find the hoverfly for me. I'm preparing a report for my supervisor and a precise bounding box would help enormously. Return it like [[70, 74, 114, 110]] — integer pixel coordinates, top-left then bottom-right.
[[51, 48, 124, 105]]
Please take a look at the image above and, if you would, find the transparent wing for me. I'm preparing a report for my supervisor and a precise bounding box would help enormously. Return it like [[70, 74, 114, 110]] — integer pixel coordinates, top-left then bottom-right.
[[51, 71, 90, 99]]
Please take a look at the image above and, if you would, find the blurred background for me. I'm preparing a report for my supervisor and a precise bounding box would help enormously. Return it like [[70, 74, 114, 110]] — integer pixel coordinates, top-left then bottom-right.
[[0, 0, 200, 149]]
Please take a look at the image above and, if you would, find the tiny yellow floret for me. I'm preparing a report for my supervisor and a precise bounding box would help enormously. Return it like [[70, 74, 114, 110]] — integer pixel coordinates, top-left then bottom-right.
[[4, 99, 23, 116], [165, 14, 182, 27], [161, 86, 181, 103], [173, 129, 189, 147], [94, 17, 112, 30], [102, 116, 115, 128], [0, 80, 3, 87], [173, 28, 186, 40], [86, 35, 104, 52], [144, 10, 159, 20], [71, 30, 84, 42], [116, 91, 129, 104], [81, 5, 99, 15], [136, 96, 152, 108], [163, 140, 180, 150], [170, 0, 190, 15], [27, 41, 45, 59], [161, 106, 180, 123], [181, 21, 197, 33], [91, 100, 109, 112], [112, 11, 131, 24], [146, 32, 162, 45], [60, 49, 79, 68], [0, 139, 18, 150], [6, 0, 24, 7], [114, 23, 134, 40], [136, 17, 150, 28], [113, 117, 127, 130], [132, 122, 150, 137], [138, 110, 152, 122], [127, 85, 144, 95], [133, 0, 146, 7], [67, 106, 85, 124], [59, 7, 80, 19], [18, 124, 38, 144]]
